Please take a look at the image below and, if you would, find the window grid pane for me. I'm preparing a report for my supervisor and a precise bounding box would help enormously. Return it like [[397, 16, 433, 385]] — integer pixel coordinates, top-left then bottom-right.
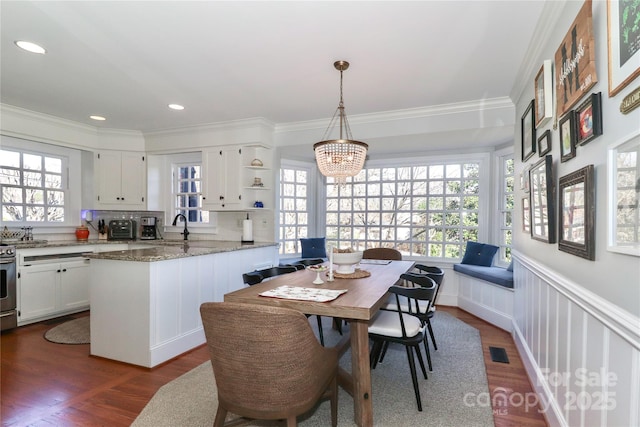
[[325, 162, 481, 259], [279, 167, 310, 255], [173, 164, 207, 223], [498, 156, 514, 262], [0, 149, 67, 223]]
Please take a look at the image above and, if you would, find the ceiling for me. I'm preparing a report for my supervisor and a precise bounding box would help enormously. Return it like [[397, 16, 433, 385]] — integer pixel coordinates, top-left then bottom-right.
[[1, 1, 546, 137]]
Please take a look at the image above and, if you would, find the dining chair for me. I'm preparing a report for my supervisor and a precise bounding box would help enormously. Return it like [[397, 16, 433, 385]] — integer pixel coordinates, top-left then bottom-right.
[[362, 247, 402, 260], [413, 264, 445, 350], [200, 302, 338, 427], [241, 265, 328, 346], [281, 258, 325, 270], [379, 273, 438, 371], [367, 273, 437, 411]]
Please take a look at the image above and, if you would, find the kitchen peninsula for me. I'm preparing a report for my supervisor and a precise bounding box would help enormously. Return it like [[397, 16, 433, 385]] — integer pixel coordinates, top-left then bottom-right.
[[85, 241, 278, 367]]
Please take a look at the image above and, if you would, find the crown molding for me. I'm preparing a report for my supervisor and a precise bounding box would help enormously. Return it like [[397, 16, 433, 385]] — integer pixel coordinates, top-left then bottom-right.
[[143, 117, 275, 137], [275, 97, 514, 134]]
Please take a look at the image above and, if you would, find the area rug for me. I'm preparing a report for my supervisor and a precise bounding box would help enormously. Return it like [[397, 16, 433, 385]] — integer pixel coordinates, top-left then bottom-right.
[[44, 316, 90, 344], [132, 311, 494, 426]]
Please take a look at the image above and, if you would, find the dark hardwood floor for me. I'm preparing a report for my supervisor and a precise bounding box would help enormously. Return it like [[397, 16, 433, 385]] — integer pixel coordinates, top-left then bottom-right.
[[1, 307, 548, 426]]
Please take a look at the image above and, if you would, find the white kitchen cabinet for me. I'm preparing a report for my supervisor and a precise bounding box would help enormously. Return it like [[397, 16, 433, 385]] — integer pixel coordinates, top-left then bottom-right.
[[202, 147, 242, 210], [17, 248, 92, 325], [95, 150, 146, 208]]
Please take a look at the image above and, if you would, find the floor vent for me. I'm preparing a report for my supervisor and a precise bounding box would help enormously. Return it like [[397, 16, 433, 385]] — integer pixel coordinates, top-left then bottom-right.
[[489, 346, 510, 363]]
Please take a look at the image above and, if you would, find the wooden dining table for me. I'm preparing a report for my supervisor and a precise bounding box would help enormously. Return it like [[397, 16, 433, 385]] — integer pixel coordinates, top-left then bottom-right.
[[223, 259, 415, 427]]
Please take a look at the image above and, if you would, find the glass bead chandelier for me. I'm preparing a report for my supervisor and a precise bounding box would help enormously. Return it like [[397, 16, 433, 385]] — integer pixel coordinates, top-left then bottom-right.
[[313, 60, 368, 185]]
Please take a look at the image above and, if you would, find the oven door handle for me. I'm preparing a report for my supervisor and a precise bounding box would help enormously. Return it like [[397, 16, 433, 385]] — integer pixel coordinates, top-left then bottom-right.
[[0, 258, 16, 264]]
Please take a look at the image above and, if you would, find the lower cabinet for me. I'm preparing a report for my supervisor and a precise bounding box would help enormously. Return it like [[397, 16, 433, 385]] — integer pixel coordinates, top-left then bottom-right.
[[18, 259, 91, 325]]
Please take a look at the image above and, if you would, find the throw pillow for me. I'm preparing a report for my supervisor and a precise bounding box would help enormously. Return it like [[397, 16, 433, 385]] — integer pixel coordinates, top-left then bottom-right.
[[300, 237, 327, 258], [460, 241, 498, 267], [507, 261, 514, 272]]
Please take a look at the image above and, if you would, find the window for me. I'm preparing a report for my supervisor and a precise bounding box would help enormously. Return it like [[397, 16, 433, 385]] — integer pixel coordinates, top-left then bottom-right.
[[324, 157, 486, 260], [172, 159, 209, 224], [279, 162, 315, 255], [1, 147, 67, 223], [497, 153, 514, 263]]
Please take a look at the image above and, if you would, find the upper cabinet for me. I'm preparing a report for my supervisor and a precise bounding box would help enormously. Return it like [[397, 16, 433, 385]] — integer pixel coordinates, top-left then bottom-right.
[[202, 144, 273, 211], [202, 147, 243, 210], [95, 151, 146, 209]]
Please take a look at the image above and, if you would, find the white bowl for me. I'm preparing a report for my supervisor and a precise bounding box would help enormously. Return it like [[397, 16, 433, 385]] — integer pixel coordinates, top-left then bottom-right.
[[332, 251, 363, 274]]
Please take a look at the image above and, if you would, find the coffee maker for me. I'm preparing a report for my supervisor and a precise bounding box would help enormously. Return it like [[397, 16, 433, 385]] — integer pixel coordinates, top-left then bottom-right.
[[140, 217, 158, 240]]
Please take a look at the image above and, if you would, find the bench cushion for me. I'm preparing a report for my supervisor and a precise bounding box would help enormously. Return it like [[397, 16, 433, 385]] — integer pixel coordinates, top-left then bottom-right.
[[453, 264, 514, 289]]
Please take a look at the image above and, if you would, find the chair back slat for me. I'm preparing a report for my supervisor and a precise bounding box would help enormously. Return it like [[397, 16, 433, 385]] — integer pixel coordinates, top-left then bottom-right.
[[363, 247, 402, 260]]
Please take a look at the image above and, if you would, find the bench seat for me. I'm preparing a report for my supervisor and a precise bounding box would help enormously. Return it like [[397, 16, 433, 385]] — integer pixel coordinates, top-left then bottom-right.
[[453, 264, 513, 288]]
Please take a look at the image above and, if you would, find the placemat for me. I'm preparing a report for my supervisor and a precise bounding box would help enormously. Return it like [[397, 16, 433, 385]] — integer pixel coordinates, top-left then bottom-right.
[[333, 269, 371, 279], [259, 286, 347, 302]]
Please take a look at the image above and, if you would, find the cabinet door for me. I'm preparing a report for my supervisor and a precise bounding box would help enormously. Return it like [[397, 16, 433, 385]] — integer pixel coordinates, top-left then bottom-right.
[[96, 151, 123, 204], [120, 152, 146, 206], [59, 260, 91, 310], [203, 148, 242, 210], [18, 265, 58, 322]]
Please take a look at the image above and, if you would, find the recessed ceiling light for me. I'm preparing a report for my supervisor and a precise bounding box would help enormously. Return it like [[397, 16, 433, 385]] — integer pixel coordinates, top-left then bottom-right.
[[168, 104, 185, 110], [15, 40, 46, 54], [90, 115, 106, 121]]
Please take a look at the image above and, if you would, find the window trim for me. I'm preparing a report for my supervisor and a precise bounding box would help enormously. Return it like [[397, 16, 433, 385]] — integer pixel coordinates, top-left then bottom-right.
[[320, 152, 491, 261], [1, 135, 81, 228], [494, 146, 515, 266]]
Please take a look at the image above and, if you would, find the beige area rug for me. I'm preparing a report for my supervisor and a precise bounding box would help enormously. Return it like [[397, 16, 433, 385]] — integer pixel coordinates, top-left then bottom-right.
[[132, 311, 495, 427], [44, 317, 90, 344]]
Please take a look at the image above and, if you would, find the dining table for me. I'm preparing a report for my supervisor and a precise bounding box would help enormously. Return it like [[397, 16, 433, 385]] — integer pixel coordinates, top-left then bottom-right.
[[223, 259, 415, 427]]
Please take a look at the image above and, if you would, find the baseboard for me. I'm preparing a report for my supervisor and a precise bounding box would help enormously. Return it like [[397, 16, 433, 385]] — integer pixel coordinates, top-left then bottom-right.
[[513, 322, 564, 427]]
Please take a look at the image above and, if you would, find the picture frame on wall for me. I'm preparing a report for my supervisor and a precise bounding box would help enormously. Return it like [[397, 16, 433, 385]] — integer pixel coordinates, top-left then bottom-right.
[[575, 92, 603, 146], [559, 165, 595, 260], [529, 155, 556, 243], [535, 60, 553, 127], [537, 130, 552, 156], [521, 99, 536, 161], [607, 0, 640, 96], [522, 197, 531, 233], [555, 0, 597, 116], [559, 111, 576, 162]]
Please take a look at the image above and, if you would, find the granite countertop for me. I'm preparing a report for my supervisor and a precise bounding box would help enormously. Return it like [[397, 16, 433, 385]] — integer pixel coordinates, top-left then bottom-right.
[[85, 240, 277, 262], [7, 239, 277, 262]]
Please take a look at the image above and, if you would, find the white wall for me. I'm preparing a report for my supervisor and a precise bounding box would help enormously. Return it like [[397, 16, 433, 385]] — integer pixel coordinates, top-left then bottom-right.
[[512, 2, 640, 426]]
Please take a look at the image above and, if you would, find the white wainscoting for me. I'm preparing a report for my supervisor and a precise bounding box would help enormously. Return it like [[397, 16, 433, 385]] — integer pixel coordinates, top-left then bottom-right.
[[457, 272, 514, 332], [513, 253, 640, 427]]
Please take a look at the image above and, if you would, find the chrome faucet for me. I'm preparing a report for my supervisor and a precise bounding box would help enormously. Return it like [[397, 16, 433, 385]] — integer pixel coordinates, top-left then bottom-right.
[[172, 214, 190, 240]]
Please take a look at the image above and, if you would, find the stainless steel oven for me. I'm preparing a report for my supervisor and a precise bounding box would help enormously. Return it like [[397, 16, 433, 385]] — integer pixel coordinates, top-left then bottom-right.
[[0, 244, 17, 331]]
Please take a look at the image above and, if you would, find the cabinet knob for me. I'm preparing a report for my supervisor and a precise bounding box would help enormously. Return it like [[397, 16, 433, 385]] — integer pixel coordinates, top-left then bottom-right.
[[219, 196, 224, 200], [62, 269, 67, 272]]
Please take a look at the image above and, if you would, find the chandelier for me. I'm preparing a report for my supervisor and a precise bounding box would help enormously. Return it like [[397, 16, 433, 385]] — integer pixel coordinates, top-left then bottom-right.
[[313, 60, 368, 184]]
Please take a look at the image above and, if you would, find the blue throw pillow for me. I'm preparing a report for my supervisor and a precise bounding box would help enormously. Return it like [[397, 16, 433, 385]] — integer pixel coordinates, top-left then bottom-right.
[[300, 237, 327, 258], [460, 241, 498, 267]]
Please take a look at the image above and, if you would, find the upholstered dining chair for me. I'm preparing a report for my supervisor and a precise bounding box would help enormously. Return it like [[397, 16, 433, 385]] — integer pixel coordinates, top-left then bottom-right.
[[240, 265, 328, 346], [200, 302, 338, 427], [368, 274, 437, 411], [362, 247, 402, 261]]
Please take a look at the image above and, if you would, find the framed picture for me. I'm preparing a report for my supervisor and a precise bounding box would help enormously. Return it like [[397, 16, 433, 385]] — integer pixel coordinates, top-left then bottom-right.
[[607, 0, 640, 96], [522, 197, 530, 233], [575, 92, 603, 146], [521, 99, 536, 161], [529, 155, 556, 243], [537, 130, 552, 156], [559, 111, 576, 162], [535, 60, 553, 127], [559, 165, 595, 260], [555, 0, 597, 116], [607, 130, 640, 256]]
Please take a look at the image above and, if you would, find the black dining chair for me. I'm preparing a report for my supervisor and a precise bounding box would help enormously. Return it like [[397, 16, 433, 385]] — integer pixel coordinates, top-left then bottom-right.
[[241, 265, 328, 346], [413, 264, 445, 351], [367, 273, 437, 411]]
